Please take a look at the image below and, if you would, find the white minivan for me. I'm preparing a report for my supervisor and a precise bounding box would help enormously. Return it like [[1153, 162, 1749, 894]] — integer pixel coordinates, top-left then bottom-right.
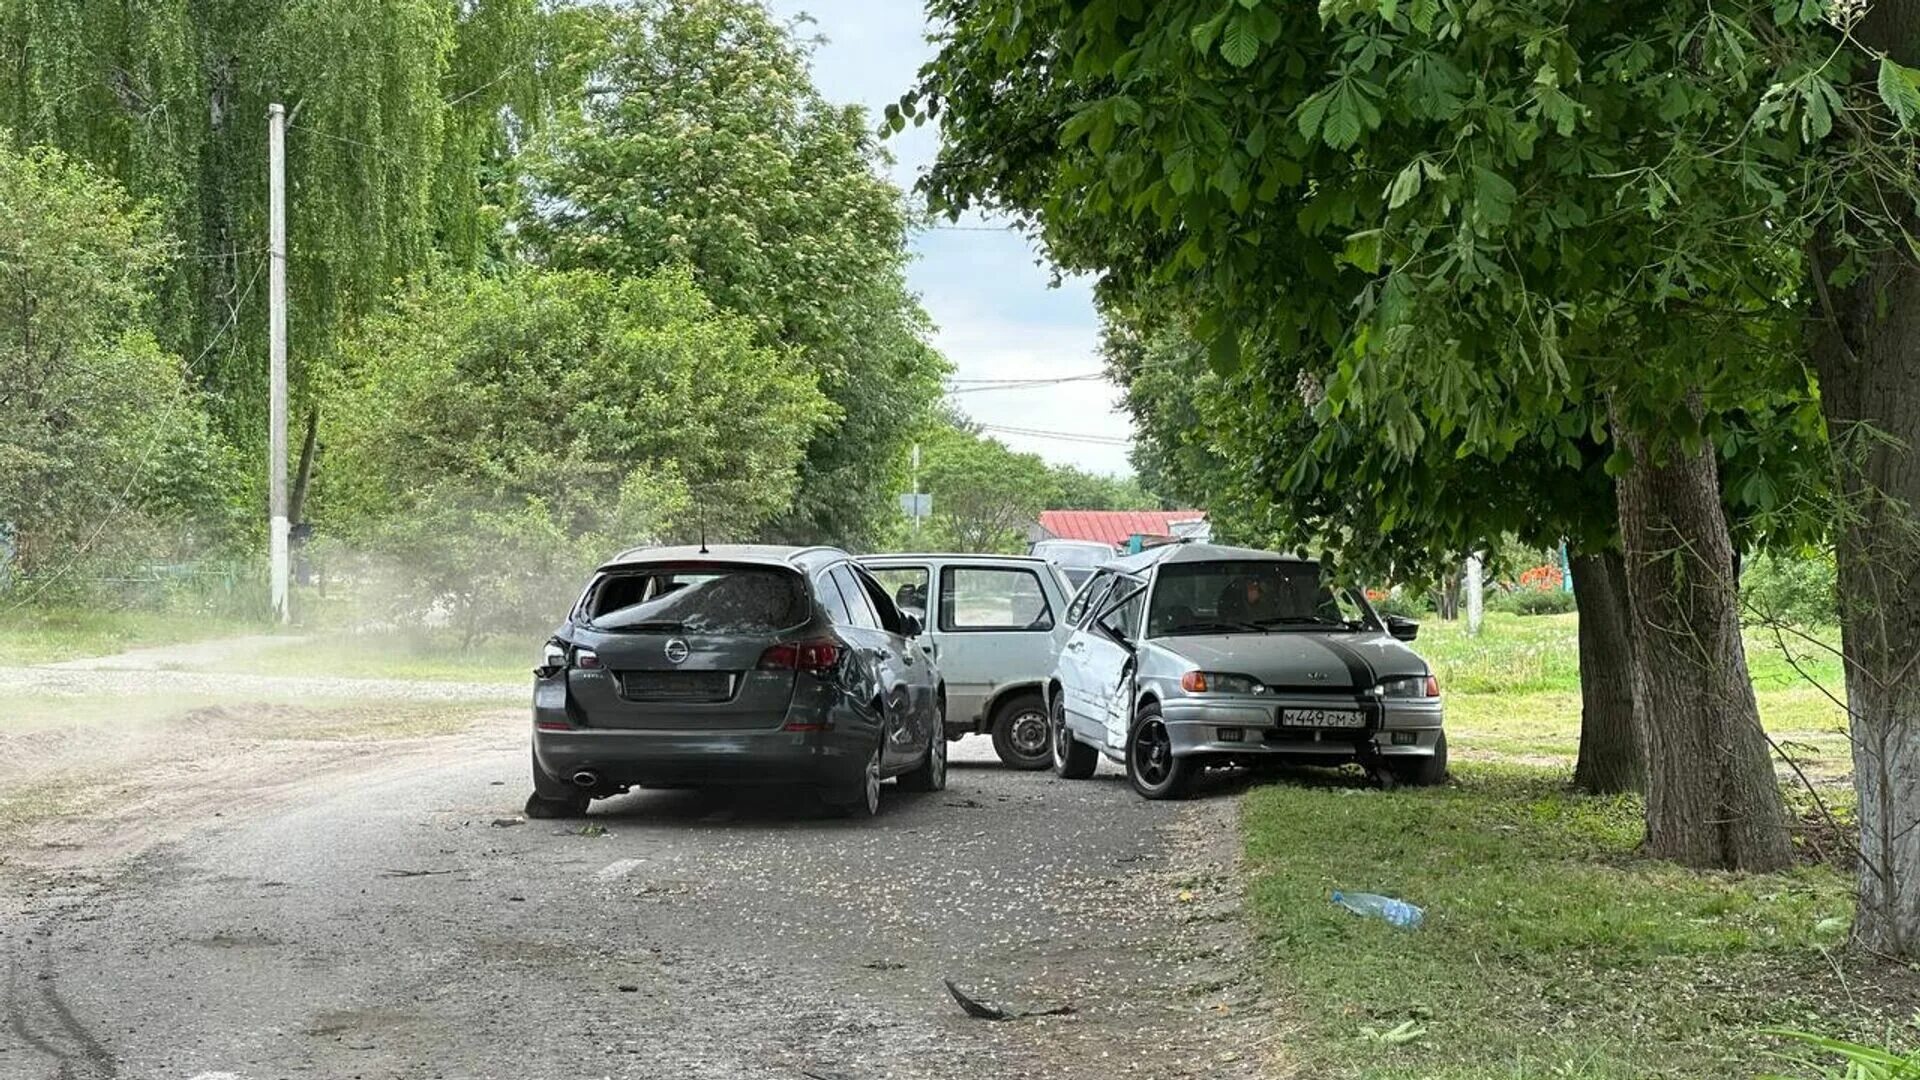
[[861, 553, 1075, 769]]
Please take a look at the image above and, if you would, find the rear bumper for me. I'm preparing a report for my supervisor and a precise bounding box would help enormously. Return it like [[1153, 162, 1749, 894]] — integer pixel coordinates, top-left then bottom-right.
[[533, 676, 873, 788], [1160, 698, 1444, 759], [533, 726, 872, 788]]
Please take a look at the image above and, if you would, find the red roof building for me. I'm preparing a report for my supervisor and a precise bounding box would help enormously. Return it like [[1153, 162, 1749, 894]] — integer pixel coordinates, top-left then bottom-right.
[[1035, 510, 1209, 548]]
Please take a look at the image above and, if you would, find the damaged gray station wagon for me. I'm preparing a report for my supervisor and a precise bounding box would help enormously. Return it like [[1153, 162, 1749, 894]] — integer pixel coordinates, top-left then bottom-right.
[[1049, 544, 1447, 799]]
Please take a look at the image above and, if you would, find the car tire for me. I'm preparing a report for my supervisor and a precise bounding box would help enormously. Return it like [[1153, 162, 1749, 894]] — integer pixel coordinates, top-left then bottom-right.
[[826, 741, 885, 818], [527, 748, 591, 817], [1385, 732, 1450, 787], [524, 791, 590, 819], [1051, 693, 1098, 780], [898, 701, 949, 793], [990, 692, 1053, 771], [1126, 706, 1200, 800]]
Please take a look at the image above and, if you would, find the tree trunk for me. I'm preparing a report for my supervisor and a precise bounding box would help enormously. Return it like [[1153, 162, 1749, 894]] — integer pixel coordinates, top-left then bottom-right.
[[1805, 0, 1920, 963], [1570, 549, 1646, 794], [289, 407, 318, 524], [1612, 404, 1792, 871]]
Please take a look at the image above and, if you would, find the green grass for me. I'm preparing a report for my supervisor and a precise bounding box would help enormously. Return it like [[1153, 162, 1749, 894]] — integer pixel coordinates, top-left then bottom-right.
[[1418, 613, 1852, 778], [1241, 767, 1914, 1079], [0, 608, 261, 666]]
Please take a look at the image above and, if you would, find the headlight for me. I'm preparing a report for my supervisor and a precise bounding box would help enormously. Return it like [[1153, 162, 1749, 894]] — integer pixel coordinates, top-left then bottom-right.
[[1375, 674, 1439, 698], [1181, 671, 1265, 694]]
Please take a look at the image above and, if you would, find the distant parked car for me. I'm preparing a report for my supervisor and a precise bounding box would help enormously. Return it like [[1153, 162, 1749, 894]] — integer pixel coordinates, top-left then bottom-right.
[[1028, 538, 1116, 591], [529, 545, 946, 819], [861, 553, 1074, 770], [1048, 543, 1446, 799]]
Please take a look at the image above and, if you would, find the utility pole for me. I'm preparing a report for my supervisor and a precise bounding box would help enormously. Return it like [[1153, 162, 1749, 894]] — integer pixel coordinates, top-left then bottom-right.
[[1465, 551, 1484, 637], [910, 442, 922, 537], [268, 103, 290, 624]]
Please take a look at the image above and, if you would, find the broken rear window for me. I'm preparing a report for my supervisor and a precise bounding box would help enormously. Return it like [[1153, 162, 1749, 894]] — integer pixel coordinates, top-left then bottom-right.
[[584, 565, 807, 634]]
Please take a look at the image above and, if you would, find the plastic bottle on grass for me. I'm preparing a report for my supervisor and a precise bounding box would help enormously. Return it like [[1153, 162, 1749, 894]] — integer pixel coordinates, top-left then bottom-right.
[[1332, 890, 1424, 928]]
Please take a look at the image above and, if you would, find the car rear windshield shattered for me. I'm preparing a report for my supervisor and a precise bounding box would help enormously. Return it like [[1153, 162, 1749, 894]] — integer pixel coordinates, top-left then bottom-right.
[[587, 566, 806, 634]]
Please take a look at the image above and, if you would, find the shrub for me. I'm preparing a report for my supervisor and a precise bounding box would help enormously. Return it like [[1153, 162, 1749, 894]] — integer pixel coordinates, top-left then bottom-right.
[[1493, 587, 1576, 617], [1372, 591, 1430, 619], [1741, 550, 1837, 628]]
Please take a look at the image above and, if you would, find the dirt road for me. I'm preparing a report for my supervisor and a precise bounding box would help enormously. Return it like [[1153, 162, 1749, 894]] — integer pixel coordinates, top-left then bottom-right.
[[0, 663, 1274, 1080]]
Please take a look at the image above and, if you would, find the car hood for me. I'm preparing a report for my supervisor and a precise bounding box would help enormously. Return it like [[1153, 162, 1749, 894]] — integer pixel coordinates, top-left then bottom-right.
[[1152, 632, 1426, 690]]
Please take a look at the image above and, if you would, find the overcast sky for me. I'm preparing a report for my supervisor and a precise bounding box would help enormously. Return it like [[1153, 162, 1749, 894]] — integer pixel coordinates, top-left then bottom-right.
[[763, 0, 1136, 475]]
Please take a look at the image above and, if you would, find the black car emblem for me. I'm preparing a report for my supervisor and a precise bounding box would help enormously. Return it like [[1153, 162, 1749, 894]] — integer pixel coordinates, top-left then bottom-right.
[[1307, 671, 1328, 681], [664, 639, 691, 664]]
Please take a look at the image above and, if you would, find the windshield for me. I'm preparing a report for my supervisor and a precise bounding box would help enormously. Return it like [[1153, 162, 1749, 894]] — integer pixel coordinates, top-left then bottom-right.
[[1146, 560, 1371, 636], [583, 565, 807, 634], [1033, 541, 1113, 569]]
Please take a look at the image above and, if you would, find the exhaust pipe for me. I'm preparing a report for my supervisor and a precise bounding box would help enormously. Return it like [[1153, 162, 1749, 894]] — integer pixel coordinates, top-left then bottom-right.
[[571, 770, 600, 790]]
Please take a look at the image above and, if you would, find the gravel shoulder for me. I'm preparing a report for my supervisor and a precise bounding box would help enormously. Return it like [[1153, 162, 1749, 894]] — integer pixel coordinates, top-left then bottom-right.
[[0, 659, 1280, 1080]]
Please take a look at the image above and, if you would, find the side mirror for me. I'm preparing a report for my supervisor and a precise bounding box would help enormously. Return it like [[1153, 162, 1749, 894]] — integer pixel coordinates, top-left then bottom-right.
[[1386, 615, 1420, 642], [901, 613, 924, 638]]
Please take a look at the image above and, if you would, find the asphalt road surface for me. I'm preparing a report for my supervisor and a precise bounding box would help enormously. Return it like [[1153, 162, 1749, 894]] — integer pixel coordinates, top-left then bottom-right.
[[0, 711, 1272, 1080]]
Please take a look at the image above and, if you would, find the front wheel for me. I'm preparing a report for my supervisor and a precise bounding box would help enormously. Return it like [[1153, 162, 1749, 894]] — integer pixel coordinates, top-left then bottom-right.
[[990, 693, 1053, 770], [1126, 707, 1200, 800], [898, 702, 949, 793], [1052, 693, 1098, 780], [1384, 732, 1450, 787]]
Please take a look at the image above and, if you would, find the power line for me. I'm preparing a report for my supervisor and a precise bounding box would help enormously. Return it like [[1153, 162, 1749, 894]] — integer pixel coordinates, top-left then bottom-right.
[[979, 423, 1132, 446], [945, 373, 1106, 385]]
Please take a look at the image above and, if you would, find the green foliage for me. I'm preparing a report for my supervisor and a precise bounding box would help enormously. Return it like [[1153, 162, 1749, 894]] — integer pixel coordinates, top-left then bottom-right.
[[1370, 592, 1429, 620], [0, 0, 548, 446], [524, 0, 945, 547], [1045, 463, 1158, 510], [317, 267, 830, 635], [1742, 550, 1839, 629], [1768, 1027, 1920, 1079], [917, 423, 1060, 553], [1492, 587, 1579, 617], [0, 139, 245, 598], [915, 0, 1867, 580]]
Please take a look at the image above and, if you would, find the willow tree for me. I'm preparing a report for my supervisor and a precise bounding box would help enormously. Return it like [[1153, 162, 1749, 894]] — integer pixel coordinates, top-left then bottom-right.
[[0, 0, 546, 441]]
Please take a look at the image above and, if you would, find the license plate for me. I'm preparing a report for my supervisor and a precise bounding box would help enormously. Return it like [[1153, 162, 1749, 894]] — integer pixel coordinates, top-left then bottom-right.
[[619, 671, 734, 701], [1280, 708, 1365, 728]]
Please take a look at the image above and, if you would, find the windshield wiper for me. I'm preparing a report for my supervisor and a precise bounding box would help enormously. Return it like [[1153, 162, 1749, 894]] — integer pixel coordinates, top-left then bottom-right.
[[1251, 615, 1350, 629], [1169, 620, 1265, 635]]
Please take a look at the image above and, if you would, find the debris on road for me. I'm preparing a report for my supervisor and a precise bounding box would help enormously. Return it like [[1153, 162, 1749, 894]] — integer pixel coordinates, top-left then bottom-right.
[[379, 867, 459, 879], [489, 817, 524, 828], [944, 979, 1076, 1022]]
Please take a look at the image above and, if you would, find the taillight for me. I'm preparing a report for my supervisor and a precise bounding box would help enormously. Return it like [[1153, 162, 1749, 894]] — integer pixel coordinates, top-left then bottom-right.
[[575, 648, 601, 670], [759, 639, 842, 673], [1426, 674, 1440, 698]]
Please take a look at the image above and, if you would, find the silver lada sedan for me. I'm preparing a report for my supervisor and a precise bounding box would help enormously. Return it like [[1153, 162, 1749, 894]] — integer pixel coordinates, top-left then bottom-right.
[[1047, 543, 1446, 799]]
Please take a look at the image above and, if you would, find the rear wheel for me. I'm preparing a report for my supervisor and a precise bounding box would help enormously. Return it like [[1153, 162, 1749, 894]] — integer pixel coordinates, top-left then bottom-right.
[[898, 701, 949, 792], [1051, 693, 1098, 780], [524, 791, 589, 819], [1385, 732, 1450, 787], [990, 692, 1052, 770], [527, 748, 590, 818], [826, 742, 884, 817], [1126, 706, 1200, 800]]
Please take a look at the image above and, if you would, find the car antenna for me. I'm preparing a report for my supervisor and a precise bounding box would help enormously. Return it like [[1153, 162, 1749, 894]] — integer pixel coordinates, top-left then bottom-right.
[[698, 520, 709, 555]]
